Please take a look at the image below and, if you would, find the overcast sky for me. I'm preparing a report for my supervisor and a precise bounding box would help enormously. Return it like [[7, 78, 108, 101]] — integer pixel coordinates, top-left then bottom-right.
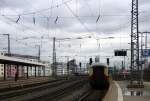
[[0, 0, 150, 67]]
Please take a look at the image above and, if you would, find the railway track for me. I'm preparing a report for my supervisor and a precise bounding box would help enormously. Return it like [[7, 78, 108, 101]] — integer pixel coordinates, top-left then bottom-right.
[[77, 88, 107, 101], [0, 78, 59, 93], [30, 80, 87, 101], [0, 77, 87, 101], [77, 89, 94, 101]]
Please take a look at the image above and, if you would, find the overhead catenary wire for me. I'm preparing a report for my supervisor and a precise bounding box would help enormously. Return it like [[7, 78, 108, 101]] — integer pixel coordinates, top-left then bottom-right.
[[0, 0, 75, 16], [2, 15, 39, 33], [0, 1, 135, 18], [23, 0, 49, 25], [96, 0, 101, 23], [0, 0, 146, 52], [1, 14, 49, 40], [83, 0, 94, 16], [1, 15, 131, 49], [0, 0, 132, 28], [16, 15, 21, 23], [0, 36, 39, 55], [96, 15, 100, 23], [0, 14, 131, 18], [0, 0, 138, 19], [1, 0, 148, 58], [64, 2, 95, 38]]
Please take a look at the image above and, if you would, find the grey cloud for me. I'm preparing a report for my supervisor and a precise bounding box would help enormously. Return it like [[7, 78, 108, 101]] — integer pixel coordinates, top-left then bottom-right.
[[0, 0, 30, 11]]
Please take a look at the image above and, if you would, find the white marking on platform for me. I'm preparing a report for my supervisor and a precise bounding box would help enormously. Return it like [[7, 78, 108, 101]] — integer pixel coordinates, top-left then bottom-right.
[[114, 81, 123, 101]]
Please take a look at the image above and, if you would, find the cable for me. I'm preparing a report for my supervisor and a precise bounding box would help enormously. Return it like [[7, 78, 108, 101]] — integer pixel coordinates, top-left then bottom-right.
[[50, 0, 54, 17], [1, 15, 49, 40], [64, 2, 95, 38], [0, 0, 20, 15], [83, 0, 94, 16], [0, 37, 38, 54], [0, 14, 131, 18], [0, 0, 75, 16]]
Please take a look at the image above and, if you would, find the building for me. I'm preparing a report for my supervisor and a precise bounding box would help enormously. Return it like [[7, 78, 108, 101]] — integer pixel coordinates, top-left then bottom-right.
[[56, 62, 68, 76], [67, 59, 77, 74], [95, 56, 100, 63], [45, 64, 52, 76], [0, 52, 52, 80]]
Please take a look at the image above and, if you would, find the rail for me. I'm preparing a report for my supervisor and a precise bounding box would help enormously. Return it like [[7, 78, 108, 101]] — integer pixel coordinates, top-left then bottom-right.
[[77, 89, 93, 101]]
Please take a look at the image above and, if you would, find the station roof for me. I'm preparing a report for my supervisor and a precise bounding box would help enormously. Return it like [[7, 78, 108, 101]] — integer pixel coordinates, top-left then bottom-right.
[[0, 55, 45, 66]]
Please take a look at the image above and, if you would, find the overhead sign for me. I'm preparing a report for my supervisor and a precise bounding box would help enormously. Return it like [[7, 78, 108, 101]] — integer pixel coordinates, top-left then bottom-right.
[[114, 50, 127, 56], [143, 49, 150, 57], [107, 58, 109, 65]]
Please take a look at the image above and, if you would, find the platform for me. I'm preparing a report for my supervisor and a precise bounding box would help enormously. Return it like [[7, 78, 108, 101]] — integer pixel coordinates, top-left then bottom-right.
[[117, 81, 150, 101], [103, 81, 150, 101], [102, 81, 119, 101]]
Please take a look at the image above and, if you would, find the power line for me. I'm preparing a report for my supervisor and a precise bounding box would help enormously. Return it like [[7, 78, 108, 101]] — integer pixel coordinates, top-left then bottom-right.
[[64, 2, 95, 38], [1, 0, 75, 16], [1, 15, 48, 39], [0, 14, 131, 18]]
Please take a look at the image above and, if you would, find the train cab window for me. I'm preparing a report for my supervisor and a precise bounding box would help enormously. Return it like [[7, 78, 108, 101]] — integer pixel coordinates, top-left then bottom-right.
[[92, 66, 104, 72]]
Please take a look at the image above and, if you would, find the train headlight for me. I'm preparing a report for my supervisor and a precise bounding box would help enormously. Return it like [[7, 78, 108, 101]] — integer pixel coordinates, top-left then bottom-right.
[[88, 67, 93, 76], [104, 67, 108, 76]]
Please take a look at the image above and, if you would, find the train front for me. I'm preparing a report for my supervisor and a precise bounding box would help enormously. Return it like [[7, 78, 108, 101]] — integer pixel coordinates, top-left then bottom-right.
[[88, 63, 109, 90]]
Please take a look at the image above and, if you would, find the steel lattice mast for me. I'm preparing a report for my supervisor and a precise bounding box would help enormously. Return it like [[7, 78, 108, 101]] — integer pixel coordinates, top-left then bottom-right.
[[130, 0, 141, 85], [52, 37, 56, 76]]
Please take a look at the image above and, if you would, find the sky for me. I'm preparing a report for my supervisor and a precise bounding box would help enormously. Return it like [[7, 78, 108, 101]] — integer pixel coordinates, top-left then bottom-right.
[[0, 0, 150, 68]]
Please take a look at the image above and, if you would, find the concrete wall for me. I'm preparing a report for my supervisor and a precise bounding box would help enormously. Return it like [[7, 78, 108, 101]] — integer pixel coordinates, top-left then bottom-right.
[[6, 65, 25, 78], [0, 63, 51, 80], [0, 64, 4, 80], [7, 64, 15, 77]]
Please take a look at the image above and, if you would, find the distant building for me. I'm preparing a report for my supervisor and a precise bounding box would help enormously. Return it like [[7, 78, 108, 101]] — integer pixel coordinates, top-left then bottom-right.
[[0, 52, 6, 56], [0, 52, 52, 80], [67, 59, 77, 74], [55, 62, 68, 76], [44, 63, 52, 76], [95, 56, 100, 63], [45, 66, 52, 76]]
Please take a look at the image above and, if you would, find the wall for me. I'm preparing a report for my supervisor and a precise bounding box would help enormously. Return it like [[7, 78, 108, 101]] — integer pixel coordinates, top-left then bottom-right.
[[0, 64, 4, 80]]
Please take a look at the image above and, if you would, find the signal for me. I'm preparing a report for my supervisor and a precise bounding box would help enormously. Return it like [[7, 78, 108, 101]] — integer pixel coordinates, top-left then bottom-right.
[[89, 58, 93, 65]]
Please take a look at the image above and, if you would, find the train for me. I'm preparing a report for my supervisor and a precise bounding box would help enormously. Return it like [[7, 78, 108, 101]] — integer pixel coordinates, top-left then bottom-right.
[[88, 63, 110, 90]]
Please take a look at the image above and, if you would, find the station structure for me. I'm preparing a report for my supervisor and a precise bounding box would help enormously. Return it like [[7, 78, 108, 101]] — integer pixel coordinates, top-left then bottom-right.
[[0, 52, 48, 80]]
